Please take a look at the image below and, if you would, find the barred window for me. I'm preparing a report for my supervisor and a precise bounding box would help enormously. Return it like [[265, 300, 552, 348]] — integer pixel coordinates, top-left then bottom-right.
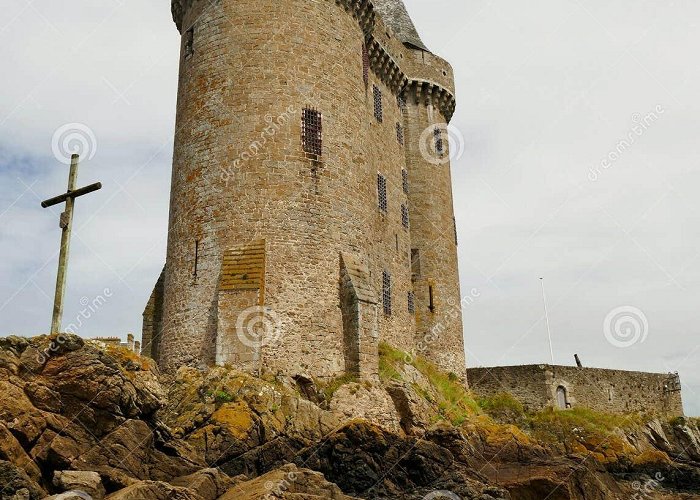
[[408, 291, 415, 314], [362, 43, 370, 88], [434, 127, 444, 156], [373, 85, 383, 122], [302, 108, 323, 158], [401, 204, 409, 229], [377, 173, 387, 213], [402, 169, 409, 194], [453, 216, 458, 246], [382, 271, 392, 315], [396, 123, 404, 145], [184, 28, 194, 58]]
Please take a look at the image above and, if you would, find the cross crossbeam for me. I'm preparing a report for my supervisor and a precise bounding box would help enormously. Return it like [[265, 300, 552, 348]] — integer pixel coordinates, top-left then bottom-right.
[[41, 153, 102, 334]]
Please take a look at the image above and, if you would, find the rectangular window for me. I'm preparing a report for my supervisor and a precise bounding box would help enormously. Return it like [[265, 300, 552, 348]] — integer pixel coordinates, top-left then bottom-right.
[[396, 123, 404, 145], [434, 127, 444, 156], [302, 108, 323, 158], [382, 271, 392, 315], [373, 85, 383, 122], [408, 292, 415, 314], [411, 249, 421, 277], [401, 204, 409, 229], [377, 173, 387, 213], [402, 169, 409, 194], [453, 216, 458, 245], [429, 285, 435, 313], [362, 43, 370, 88], [184, 28, 195, 58]]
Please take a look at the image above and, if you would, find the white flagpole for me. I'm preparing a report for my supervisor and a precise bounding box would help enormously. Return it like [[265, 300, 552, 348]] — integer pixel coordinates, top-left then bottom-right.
[[540, 277, 555, 365]]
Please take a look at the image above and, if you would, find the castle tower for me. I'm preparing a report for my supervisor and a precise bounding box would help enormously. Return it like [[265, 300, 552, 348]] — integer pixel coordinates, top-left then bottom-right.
[[144, 0, 465, 380]]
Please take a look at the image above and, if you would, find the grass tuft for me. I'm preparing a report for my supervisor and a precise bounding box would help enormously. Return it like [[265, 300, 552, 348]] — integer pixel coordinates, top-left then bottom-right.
[[378, 342, 479, 427]]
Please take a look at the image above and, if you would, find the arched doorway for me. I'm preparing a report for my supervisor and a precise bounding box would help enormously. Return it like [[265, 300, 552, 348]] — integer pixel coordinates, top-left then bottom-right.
[[556, 386, 568, 409]]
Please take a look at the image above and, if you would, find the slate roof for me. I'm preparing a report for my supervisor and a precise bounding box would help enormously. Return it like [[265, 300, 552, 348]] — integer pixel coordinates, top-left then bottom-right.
[[372, 0, 429, 51]]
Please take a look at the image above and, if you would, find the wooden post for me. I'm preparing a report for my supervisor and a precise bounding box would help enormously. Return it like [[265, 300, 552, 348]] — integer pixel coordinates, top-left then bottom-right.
[[50, 154, 79, 334]]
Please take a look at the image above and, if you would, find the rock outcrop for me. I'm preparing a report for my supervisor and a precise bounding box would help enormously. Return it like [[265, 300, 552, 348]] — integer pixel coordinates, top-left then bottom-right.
[[0, 334, 699, 499]]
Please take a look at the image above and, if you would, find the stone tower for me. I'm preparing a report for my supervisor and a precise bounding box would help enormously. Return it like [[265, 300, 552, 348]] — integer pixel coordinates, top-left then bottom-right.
[[143, 0, 465, 380]]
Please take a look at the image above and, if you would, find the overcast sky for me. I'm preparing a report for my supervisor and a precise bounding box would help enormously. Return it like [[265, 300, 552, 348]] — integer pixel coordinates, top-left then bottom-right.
[[0, 0, 698, 415]]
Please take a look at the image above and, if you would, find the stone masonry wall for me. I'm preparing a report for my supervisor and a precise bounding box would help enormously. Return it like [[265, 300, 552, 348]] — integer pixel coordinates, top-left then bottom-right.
[[468, 365, 684, 416], [141, 266, 165, 360], [157, 0, 465, 379]]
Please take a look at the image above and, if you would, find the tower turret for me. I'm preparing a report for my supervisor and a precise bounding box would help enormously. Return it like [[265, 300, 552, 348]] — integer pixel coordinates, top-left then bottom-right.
[[146, 0, 466, 381]]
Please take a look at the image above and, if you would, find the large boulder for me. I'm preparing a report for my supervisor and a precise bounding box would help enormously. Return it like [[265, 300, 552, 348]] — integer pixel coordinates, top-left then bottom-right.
[[104, 481, 203, 500], [53, 470, 106, 499], [169, 468, 234, 500], [330, 382, 402, 435], [218, 464, 359, 499]]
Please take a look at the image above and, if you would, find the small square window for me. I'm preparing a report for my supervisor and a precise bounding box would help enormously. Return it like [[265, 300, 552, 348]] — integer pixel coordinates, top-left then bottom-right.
[[382, 271, 392, 315], [184, 28, 194, 58], [377, 173, 387, 213], [396, 123, 404, 145], [401, 204, 409, 229], [302, 108, 323, 158], [408, 291, 415, 314], [373, 85, 383, 122], [402, 169, 409, 194]]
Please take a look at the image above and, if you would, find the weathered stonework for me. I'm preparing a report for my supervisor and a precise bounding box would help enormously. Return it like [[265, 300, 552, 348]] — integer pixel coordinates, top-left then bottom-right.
[[468, 365, 684, 416], [146, 0, 466, 380]]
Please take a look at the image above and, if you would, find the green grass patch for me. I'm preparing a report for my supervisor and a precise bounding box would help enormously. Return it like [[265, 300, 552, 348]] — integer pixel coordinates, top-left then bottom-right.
[[317, 373, 359, 401], [478, 392, 526, 424], [213, 390, 235, 404], [378, 342, 479, 427], [528, 406, 641, 442]]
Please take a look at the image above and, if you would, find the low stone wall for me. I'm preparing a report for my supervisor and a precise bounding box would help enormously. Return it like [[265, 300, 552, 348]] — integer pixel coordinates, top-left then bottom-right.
[[467, 365, 684, 417]]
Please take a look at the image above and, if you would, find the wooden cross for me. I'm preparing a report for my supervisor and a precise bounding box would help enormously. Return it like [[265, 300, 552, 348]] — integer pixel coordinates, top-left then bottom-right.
[[41, 154, 102, 334]]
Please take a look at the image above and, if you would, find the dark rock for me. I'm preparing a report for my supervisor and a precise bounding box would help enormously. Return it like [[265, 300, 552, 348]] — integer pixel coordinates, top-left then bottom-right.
[[0, 459, 45, 500]]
